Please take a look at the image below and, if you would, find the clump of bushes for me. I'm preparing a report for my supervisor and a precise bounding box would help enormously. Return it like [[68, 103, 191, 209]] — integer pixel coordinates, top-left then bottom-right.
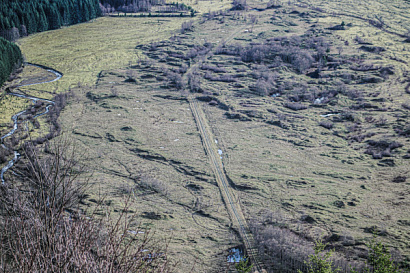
[[284, 102, 308, 111], [319, 120, 334, 129], [0, 146, 12, 164], [231, 0, 247, 10], [180, 20, 194, 34], [396, 124, 410, 137], [300, 236, 402, 273], [204, 72, 236, 83], [187, 71, 202, 92], [166, 71, 184, 90], [401, 101, 410, 110], [140, 175, 169, 196], [250, 210, 363, 272], [200, 64, 227, 73], [251, 210, 404, 272], [214, 34, 329, 74], [349, 132, 376, 143], [392, 176, 407, 183], [364, 139, 403, 159], [249, 78, 271, 96]]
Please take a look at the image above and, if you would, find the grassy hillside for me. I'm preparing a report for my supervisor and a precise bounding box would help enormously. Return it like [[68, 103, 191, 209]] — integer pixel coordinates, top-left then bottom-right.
[[2, 0, 410, 271]]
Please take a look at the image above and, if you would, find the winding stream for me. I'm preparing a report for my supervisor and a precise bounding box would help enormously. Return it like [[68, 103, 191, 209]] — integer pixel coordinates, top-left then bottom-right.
[[0, 63, 63, 184]]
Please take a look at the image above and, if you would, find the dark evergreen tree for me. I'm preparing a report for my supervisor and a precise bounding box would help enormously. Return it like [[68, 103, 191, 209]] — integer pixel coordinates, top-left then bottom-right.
[[0, 37, 23, 87]]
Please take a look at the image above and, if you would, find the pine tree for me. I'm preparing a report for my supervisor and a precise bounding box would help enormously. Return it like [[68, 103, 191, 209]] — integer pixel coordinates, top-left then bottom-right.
[[299, 240, 340, 273], [235, 257, 253, 273], [0, 37, 23, 87], [351, 235, 401, 273]]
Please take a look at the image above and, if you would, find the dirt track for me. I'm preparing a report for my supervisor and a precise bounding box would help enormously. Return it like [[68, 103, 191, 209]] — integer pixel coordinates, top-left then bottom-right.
[[182, 25, 262, 270]]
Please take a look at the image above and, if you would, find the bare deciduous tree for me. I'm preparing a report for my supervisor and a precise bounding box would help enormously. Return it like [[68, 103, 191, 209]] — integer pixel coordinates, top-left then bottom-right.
[[0, 138, 173, 272], [180, 20, 194, 34]]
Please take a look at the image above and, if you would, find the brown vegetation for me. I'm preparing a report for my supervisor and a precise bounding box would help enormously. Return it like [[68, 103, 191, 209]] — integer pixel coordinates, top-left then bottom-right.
[[0, 138, 172, 272]]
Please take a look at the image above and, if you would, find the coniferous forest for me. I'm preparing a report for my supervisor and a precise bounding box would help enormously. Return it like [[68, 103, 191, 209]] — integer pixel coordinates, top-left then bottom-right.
[[99, 0, 165, 12], [0, 0, 101, 41], [0, 37, 22, 87], [0, 0, 101, 87], [0, 0, 181, 87]]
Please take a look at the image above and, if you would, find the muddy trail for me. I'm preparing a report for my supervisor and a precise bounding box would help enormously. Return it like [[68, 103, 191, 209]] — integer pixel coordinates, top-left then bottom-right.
[[0, 63, 62, 184]]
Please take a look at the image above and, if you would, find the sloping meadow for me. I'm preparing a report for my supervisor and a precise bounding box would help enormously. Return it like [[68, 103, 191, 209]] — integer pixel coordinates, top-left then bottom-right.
[[125, 0, 410, 269], [11, 0, 410, 270]]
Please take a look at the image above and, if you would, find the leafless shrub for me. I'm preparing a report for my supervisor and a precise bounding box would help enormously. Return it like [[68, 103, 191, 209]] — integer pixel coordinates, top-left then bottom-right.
[[346, 123, 360, 133], [240, 44, 267, 63], [19, 25, 27, 37], [359, 45, 386, 53], [166, 72, 184, 90], [231, 0, 247, 10], [187, 72, 202, 93], [291, 51, 314, 73], [185, 43, 213, 59], [200, 64, 227, 73], [381, 149, 392, 157], [178, 63, 188, 74], [345, 88, 363, 99], [140, 175, 169, 197], [32, 118, 40, 129], [267, 0, 281, 9], [376, 115, 388, 126], [0, 139, 172, 272], [402, 101, 410, 110], [250, 224, 312, 271], [284, 102, 308, 111], [193, 196, 213, 211], [354, 35, 371, 45], [396, 124, 410, 137], [231, 37, 318, 73], [180, 20, 194, 34], [0, 27, 20, 42], [11, 138, 88, 212], [167, 52, 188, 61], [0, 198, 171, 272], [186, 48, 198, 59], [30, 92, 70, 144], [125, 69, 137, 82], [392, 176, 407, 183], [111, 86, 119, 97], [349, 132, 376, 143], [333, 111, 356, 122], [319, 120, 334, 129], [250, 78, 271, 96], [249, 14, 258, 32], [0, 147, 11, 164], [369, 15, 385, 28], [251, 211, 365, 272], [204, 72, 236, 83], [287, 85, 317, 103], [364, 139, 403, 159]]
